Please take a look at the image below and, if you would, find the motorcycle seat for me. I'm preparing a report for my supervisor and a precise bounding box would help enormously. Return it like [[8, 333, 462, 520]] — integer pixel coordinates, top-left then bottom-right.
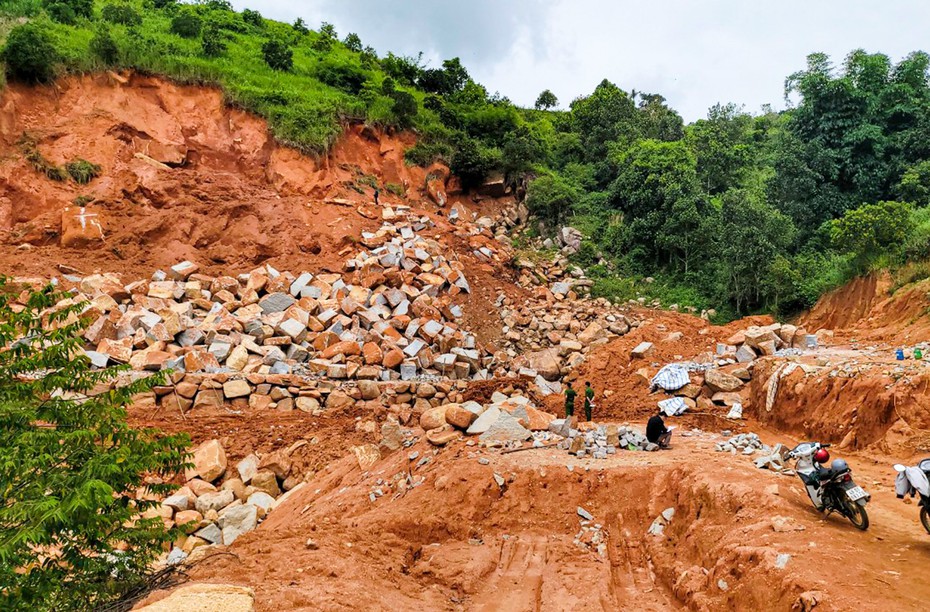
[[918, 458, 930, 475]]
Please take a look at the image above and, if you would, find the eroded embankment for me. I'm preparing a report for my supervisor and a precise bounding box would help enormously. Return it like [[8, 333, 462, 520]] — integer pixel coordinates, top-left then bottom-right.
[[801, 272, 930, 344], [750, 358, 930, 454], [0, 72, 483, 278], [182, 441, 841, 612]]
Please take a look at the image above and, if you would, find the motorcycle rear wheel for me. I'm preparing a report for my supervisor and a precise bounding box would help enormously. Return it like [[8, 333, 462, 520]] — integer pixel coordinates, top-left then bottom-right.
[[843, 498, 869, 531], [921, 506, 930, 535]]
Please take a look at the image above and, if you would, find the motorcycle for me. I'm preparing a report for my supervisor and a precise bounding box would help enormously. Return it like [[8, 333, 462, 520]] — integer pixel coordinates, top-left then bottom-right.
[[893, 459, 930, 534], [786, 442, 871, 530]]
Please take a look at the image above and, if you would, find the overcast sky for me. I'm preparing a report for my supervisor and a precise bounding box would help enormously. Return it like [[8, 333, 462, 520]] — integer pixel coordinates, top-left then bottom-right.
[[231, 1, 930, 122]]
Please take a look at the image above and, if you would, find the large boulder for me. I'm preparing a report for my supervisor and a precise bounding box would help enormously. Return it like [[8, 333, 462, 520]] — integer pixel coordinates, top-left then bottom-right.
[[444, 403, 477, 430], [358, 380, 380, 401], [250, 469, 280, 497], [743, 326, 780, 351], [524, 348, 562, 381], [577, 322, 606, 345], [61, 205, 105, 248], [479, 412, 533, 443], [352, 444, 381, 470], [704, 369, 745, 393], [219, 504, 258, 545], [467, 406, 501, 435], [426, 425, 462, 446], [425, 163, 450, 207], [525, 406, 557, 430], [420, 406, 447, 431], [558, 226, 583, 254], [194, 489, 234, 514], [135, 584, 254, 612], [185, 439, 227, 483]]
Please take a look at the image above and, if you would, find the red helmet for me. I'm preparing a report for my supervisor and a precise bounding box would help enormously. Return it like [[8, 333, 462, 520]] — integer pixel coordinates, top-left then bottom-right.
[[813, 448, 830, 464]]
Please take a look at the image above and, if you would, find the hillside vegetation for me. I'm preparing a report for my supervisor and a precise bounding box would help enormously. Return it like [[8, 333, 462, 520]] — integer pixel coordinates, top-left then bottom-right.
[[4, 1, 930, 318]]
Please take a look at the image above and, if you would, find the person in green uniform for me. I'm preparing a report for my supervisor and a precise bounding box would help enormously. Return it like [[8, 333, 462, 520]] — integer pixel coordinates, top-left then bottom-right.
[[584, 381, 594, 422], [564, 383, 576, 418]]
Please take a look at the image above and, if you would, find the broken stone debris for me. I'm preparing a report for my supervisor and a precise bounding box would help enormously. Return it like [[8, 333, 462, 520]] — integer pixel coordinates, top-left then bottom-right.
[[555, 423, 656, 458], [715, 433, 791, 473], [574, 506, 607, 557], [152, 439, 304, 562], [647, 507, 676, 536]]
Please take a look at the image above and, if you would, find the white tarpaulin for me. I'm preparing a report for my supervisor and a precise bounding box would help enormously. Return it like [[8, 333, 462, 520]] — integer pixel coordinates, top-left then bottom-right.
[[651, 364, 691, 391], [658, 397, 688, 417]]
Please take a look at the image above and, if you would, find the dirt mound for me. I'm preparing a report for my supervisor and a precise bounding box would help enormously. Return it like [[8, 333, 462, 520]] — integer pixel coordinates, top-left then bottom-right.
[[801, 272, 930, 343], [801, 273, 886, 332], [566, 310, 774, 422]]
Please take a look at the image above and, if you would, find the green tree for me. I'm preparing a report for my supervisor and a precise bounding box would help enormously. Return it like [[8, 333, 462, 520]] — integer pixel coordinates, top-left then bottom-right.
[[451, 137, 497, 190], [570, 79, 639, 163], [101, 3, 142, 26], [241, 8, 262, 27], [635, 92, 684, 141], [292, 17, 308, 35], [45, 2, 77, 24], [535, 89, 558, 110], [201, 22, 226, 57], [441, 57, 469, 92], [526, 174, 579, 223], [380, 77, 396, 96], [261, 38, 292, 71], [42, 0, 91, 19], [714, 190, 796, 313], [608, 139, 703, 269], [170, 9, 202, 38], [390, 90, 417, 127], [343, 32, 362, 52], [381, 52, 423, 85], [0, 279, 189, 609], [2, 23, 58, 83], [781, 50, 930, 228], [685, 103, 754, 194], [831, 200, 915, 267], [89, 24, 119, 65], [501, 125, 547, 179], [319, 21, 337, 40], [898, 160, 930, 206]]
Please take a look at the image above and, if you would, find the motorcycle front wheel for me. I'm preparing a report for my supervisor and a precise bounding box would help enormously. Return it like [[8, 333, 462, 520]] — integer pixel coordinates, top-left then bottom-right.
[[843, 498, 869, 531], [921, 506, 930, 535]]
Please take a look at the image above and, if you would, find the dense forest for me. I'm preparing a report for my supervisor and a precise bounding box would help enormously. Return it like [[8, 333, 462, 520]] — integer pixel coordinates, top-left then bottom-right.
[[3, 0, 930, 318]]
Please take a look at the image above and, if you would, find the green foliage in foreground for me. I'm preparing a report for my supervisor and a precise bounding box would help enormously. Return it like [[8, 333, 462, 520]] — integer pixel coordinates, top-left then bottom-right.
[[0, 279, 190, 610]]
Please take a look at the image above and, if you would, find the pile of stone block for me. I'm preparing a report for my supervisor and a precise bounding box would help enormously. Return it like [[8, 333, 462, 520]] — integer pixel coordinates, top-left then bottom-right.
[[67, 213, 496, 382], [146, 439, 305, 562]]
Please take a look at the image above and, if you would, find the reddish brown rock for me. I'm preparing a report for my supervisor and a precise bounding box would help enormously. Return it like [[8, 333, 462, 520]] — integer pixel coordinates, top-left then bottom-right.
[[321, 340, 361, 359], [362, 342, 383, 365], [185, 439, 227, 483], [382, 348, 404, 369], [443, 403, 476, 430], [61, 205, 105, 248]]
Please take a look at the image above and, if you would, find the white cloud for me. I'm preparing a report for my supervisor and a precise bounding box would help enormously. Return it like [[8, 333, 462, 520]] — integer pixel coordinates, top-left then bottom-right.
[[233, 0, 930, 121]]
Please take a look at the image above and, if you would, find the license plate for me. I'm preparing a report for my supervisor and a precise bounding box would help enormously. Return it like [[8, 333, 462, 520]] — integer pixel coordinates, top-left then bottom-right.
[[846, 486, 868, 501]]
